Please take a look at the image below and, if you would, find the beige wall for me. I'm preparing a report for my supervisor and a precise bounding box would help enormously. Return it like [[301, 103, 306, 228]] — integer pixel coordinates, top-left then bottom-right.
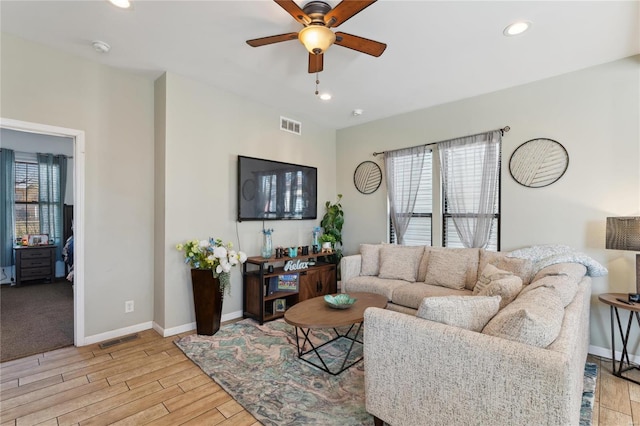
[[1, 33, 156, 336], [156, 72, 336, 330], [337, 55, 640, 354]]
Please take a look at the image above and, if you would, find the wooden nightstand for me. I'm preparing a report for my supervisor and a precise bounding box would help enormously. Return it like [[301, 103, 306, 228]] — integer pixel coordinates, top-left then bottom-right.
[[14, 245, 57, 285]]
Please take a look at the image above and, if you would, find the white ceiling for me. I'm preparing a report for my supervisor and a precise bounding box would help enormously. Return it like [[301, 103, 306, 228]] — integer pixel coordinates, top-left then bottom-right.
[[1, 1, 639, 130]]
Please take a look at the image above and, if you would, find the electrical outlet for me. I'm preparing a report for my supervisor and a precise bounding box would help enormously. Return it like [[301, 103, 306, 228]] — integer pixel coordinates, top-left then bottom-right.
[[125, 300, 134, 313]]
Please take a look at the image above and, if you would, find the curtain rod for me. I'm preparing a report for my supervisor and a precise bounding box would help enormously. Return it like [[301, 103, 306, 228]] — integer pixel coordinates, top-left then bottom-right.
[[372, 125, 510, 157]]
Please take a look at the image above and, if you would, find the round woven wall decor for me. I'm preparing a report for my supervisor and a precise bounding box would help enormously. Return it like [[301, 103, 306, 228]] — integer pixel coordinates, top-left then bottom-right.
[[509, 138, 569, 188], [353, 161, 382, 194]]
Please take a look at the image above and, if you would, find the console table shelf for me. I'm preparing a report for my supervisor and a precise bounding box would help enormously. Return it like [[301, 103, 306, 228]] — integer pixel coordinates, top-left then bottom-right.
[[243, 253, 337, 324]]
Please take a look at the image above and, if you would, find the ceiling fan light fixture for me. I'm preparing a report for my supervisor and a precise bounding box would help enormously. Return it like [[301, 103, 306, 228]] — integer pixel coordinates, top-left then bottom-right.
[[503, 21, 532, 36], [298, 25, 336, 54]]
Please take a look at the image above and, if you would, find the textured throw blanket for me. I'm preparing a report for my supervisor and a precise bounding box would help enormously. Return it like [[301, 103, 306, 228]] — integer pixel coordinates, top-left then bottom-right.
[[508, 244, 608, 277]]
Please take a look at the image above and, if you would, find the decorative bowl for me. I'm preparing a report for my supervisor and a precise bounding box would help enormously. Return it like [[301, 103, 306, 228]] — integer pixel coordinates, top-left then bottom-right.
[[324, 294, 357, 309]]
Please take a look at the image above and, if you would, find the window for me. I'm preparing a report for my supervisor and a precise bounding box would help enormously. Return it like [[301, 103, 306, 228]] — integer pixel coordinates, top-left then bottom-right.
[[389, 143, 501, 250], [14, 161, 40, 238], [441, 140, 500, 251], [389, 150, 433, 245]]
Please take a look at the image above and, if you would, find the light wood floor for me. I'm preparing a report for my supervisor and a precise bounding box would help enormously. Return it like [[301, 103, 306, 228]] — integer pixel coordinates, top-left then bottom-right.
[[0, 327, 636, 426], [0, 327, 259, 426]]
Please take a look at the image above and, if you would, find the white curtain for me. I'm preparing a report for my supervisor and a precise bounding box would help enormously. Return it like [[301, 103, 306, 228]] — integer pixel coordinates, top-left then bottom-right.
[[384, 146, 426, 245], [439, 131, 501, 248]]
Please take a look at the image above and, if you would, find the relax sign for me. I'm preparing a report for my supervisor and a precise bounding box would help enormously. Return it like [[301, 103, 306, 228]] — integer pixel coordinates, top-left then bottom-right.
[[284, 259, 309, 272]]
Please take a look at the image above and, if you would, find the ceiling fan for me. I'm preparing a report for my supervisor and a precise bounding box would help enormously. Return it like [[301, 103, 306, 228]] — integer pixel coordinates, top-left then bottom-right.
[[246, 0, 387, 73]]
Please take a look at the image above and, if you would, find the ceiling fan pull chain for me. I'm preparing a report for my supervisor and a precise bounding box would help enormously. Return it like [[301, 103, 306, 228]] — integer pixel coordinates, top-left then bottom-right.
[[315, 72, 320, 96]]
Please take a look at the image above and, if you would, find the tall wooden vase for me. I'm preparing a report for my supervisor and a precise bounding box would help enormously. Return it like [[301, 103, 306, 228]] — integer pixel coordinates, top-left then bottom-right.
[[190, 269, 224, 335]]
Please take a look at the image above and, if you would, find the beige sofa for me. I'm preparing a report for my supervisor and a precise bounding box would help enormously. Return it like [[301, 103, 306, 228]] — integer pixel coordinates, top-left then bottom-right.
[[339, 244, 603, 426]]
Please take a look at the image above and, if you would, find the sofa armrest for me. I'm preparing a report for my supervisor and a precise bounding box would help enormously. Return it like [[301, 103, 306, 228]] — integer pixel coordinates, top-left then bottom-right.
[[364, 308, 575, 426], [339, 255, 361, 293]]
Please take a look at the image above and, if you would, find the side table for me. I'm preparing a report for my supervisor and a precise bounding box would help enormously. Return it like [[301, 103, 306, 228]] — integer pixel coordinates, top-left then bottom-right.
[[599, 293, 640, 384]]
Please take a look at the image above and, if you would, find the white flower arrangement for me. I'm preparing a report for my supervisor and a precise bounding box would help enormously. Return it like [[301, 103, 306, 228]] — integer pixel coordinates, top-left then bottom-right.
[[176, 238, 247, 294]]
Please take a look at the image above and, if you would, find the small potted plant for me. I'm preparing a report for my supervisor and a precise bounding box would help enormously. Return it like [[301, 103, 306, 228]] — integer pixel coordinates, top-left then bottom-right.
[[319, 234, 336, 252]]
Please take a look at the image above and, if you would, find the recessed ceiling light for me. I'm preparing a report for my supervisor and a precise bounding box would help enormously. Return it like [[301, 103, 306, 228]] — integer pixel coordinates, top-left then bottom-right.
[[503, 21, 532, 37], [92, 40, 111, 53], [108, 0, 131, 9], [319, 93, 332, 101]]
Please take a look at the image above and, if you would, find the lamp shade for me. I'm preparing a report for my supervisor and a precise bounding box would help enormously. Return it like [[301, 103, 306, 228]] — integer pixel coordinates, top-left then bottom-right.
[[606, 217, 640, 251], [298, 25, 336, 54]]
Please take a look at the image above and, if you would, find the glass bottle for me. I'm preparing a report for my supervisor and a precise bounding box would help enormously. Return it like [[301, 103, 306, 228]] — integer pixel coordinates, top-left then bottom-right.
[[261, 229, 273, 258], [312, 226, 321, 253]]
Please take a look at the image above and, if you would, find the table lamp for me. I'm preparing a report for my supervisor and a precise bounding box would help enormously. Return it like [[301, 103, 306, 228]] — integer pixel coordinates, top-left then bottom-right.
[[606, 216, 640, 293]]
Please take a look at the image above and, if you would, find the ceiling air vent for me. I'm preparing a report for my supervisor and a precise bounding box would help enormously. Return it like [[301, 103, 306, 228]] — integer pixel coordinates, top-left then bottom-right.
[[280, 116, 302, 135]]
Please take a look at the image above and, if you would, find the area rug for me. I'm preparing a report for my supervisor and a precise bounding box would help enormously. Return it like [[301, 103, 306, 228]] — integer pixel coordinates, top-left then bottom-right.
[[581, 362, 598, 426], [175, 318, 598, 426]]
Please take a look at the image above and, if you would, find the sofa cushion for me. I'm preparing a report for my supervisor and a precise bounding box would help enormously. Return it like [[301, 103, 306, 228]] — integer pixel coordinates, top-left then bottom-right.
[[417, 295, 501, 332], [479, 249, 533, 285], [391, 283, 473, 309], [343, 276, 409, 301], [473, 264, 516, 294], [360, 243, 382, 276], [417, 248, 431, 282], [378, 245, 424, 282], [482, 286, 564, 348], [519, 274, 578, 307], [476, 275, 523, 309], [424, 248, 480, 290], [532, 262, 587, 283]]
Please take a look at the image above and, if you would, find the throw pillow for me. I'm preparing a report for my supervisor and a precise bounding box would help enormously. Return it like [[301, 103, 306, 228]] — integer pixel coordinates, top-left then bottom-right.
[[378, 245, 425, 282], [482, 286, 564, 348], [424, 249, 472, 290], [360, 243, 382, 276], [473, 264, 515, 295], [417, 295, 501, 332], [476, 275, 523, 309], [416, 247, 431, 282], [532, 262, 587, 283], [519, 274, 578, 307], [479, 249, 534, 285]]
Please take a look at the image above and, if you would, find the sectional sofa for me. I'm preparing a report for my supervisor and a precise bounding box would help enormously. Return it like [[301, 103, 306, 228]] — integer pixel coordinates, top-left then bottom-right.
[[339, 244, 606, 426]]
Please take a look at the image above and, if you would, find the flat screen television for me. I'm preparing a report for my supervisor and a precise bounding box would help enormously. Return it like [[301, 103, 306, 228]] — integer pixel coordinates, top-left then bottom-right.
[[237, 155, 317, 221]]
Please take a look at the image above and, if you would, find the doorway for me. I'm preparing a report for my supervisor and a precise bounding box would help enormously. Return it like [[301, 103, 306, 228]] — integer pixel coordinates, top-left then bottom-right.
[[0, 117, 85, 348]]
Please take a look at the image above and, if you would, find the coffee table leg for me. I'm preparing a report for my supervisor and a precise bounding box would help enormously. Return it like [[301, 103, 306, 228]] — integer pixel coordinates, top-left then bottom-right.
[[338, 322, 363, 372], [293, 324, 364, 375], [295, 326, 335, 373]]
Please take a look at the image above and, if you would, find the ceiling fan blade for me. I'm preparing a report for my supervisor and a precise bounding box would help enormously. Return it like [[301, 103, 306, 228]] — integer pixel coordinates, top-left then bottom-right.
[[246, 32, 299, 47], [324, 0, 376, 28], [308, 53, 324, 73], [334, 32, 386, 57], [274, 0, 310, 26]]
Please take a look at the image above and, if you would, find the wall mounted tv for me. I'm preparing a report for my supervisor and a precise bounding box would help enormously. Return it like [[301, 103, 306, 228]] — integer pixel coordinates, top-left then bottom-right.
[[237, 155, 318, 221]]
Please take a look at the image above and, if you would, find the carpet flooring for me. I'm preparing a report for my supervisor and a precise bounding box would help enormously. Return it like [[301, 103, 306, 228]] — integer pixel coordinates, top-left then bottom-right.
[[0, 280, 74, 362], [176, 318, 598, 426]]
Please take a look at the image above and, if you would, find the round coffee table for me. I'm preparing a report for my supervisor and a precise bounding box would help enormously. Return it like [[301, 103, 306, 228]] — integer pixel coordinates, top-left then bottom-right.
[[284, 292, 387, 375]]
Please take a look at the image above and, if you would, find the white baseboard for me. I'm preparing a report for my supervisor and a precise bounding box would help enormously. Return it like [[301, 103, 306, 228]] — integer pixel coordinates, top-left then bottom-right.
[[588, 344, 640, 364], [81, 311, 246, 345], [83, 321, 154, 346], [153, 310, 245, 338]]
